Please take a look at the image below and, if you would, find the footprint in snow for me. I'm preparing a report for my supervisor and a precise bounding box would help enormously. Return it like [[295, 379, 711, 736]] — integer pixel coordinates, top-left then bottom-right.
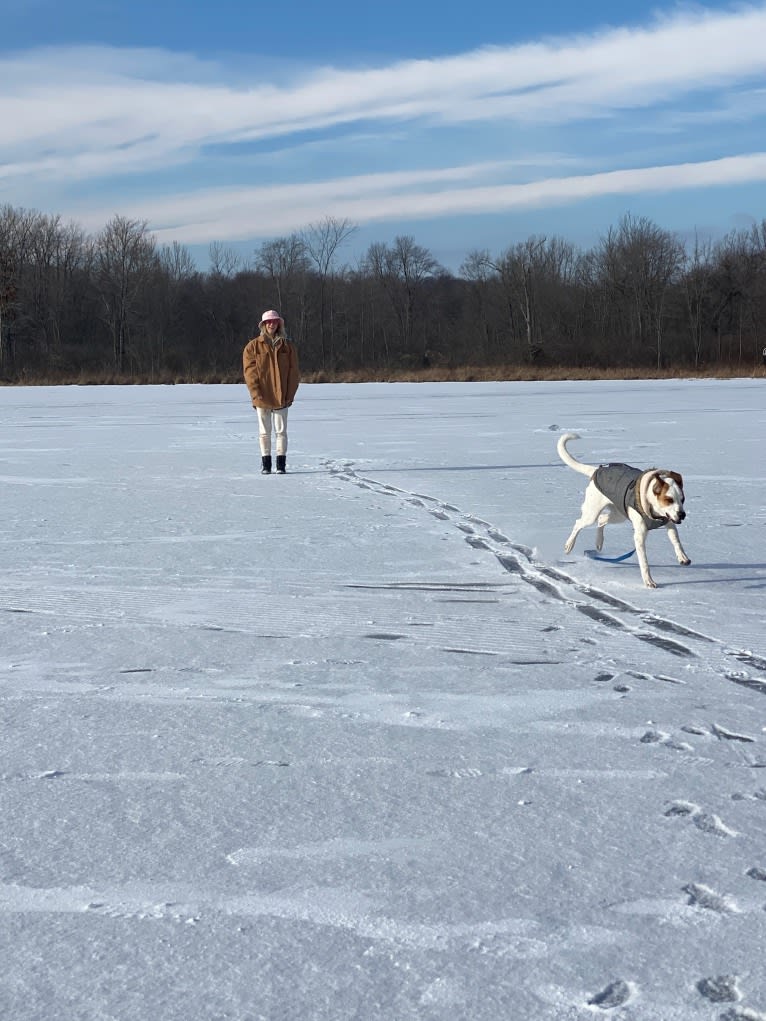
[[693, 813, 738, 837], [697, 975, 741, 1003], [683, 882, 738, 913], [665, 800, 700, 817], [726, 672, 766, 696], [587, 979, 634, 1009], [640, 729, 693, 752], [665, 801, 737, 836], [681, 724, 708, 736], [711, 722, 755, 743], [641, 728, 669, 744], [730, 650, 766, 672], [486, 527, 510, 543]]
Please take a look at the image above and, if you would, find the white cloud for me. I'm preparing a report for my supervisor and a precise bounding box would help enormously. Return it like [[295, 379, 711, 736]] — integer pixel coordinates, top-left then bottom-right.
[[1, 5, 765, 169], [61, 153, 766, 244]]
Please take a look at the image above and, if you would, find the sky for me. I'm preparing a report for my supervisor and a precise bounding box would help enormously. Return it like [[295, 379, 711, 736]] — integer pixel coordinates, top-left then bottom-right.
[[2, 1, 766, 271], [1, 377, 765, 1019]]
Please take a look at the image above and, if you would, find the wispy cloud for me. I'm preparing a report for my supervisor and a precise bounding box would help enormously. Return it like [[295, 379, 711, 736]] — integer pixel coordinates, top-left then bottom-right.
[[1, 3, 765, 246], [62, 153, 763, 244]]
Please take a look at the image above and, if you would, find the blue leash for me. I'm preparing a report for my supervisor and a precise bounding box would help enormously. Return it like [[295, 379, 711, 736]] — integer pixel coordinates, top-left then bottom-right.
[[585, 548, 636, 563]]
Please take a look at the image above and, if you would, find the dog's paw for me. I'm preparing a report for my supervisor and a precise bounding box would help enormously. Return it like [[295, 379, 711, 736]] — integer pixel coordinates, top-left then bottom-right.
[[644, 578, 658, 589], [679, 556, 691, 566]]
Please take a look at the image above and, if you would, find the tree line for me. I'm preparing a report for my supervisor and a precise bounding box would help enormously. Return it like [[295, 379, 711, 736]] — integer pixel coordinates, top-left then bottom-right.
[[1, 203, 765, 382]]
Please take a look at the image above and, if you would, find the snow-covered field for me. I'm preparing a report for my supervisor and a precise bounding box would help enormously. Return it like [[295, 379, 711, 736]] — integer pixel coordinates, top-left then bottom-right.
[[1, 378, 764, 1021]]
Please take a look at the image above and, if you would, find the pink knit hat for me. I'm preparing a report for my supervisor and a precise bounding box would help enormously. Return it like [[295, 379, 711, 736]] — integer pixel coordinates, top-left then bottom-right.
[[259, 309, 283, 327]]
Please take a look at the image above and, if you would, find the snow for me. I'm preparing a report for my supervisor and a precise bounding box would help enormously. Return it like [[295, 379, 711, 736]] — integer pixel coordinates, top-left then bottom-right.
[[1, 378, 765, 1021]]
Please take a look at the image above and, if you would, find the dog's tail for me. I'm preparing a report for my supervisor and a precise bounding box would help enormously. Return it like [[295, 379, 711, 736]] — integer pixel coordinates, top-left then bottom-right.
[[557, 432, 597, 477]]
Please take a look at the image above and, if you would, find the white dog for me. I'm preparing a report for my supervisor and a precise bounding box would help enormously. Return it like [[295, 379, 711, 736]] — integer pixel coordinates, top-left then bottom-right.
[[557, 432, 690, 588]]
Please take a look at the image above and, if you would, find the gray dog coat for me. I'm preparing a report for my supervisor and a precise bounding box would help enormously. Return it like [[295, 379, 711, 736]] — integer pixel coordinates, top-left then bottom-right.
[[592, 463, 666, 530]]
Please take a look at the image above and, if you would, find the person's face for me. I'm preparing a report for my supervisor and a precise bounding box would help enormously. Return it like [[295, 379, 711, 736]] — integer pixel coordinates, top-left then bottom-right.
[[264, 319, 280, 335]]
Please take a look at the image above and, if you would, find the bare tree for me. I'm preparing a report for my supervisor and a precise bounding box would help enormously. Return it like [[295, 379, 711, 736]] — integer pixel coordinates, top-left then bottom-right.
[[160, 241, 196, 282], [255, 234, 308, 311], [0, 208, 20, 373], [363, 235, 441, 362], [142, 241, 198, 376], [594, 214, 683, 367], [0, 205, 39, 373], [95, 216, 157, 371], [680, 235, 715, 367], [709, 230, 752, 363], [506, 237, 547, 361], [748, 220, 766, 363], [208, 241, 240, 279], [301, 216, 357, 367], [22, 214, 91, 366], [473, 237, 549, 362], [459, 250, 495, 363]]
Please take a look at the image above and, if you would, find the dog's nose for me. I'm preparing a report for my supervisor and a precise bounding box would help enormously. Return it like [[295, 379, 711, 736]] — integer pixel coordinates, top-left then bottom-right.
[[679, 510, 686, 521]]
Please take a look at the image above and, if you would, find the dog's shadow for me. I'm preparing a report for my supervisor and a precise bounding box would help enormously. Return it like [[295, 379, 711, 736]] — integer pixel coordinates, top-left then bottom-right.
[[659, 562, 766, 588], [345, 463, 554, 474]]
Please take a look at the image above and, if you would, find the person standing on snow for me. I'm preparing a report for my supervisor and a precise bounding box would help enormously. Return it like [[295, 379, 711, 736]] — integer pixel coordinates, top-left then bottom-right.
[[242, 310, 300, 474]]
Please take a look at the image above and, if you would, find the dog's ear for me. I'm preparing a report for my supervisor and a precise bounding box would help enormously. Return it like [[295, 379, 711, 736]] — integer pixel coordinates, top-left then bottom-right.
[[667, 471, 684, 488]]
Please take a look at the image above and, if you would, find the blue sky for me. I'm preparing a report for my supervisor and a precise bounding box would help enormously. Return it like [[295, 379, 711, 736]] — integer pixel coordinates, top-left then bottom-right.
[[2, 0, 766, 271]]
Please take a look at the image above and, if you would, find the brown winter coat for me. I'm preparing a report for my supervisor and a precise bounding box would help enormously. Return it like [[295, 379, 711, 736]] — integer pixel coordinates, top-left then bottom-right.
[[242, 335, 300, 410]]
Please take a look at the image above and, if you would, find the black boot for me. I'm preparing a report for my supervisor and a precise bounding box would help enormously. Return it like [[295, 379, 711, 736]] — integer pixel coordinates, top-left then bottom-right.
[[261, 455, 272, 474], [276, 455, 287, 474]]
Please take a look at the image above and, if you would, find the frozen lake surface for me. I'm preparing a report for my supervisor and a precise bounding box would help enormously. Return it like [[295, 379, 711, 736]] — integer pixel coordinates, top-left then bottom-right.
[[1, 378, 765, 1020]]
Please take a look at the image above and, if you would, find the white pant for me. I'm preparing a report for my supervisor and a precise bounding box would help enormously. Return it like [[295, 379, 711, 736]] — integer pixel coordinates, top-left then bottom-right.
[[256, 407, 288, 456]]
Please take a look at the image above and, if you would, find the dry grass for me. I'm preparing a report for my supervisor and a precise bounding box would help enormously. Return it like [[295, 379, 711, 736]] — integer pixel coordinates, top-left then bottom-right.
[[300, 363, 765, 384], [3, 362, 764, 387]]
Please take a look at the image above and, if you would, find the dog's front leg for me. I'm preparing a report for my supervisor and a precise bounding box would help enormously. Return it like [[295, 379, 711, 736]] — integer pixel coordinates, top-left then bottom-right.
[[629, 516, 656, 588], [666, 524, 691, 567]]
